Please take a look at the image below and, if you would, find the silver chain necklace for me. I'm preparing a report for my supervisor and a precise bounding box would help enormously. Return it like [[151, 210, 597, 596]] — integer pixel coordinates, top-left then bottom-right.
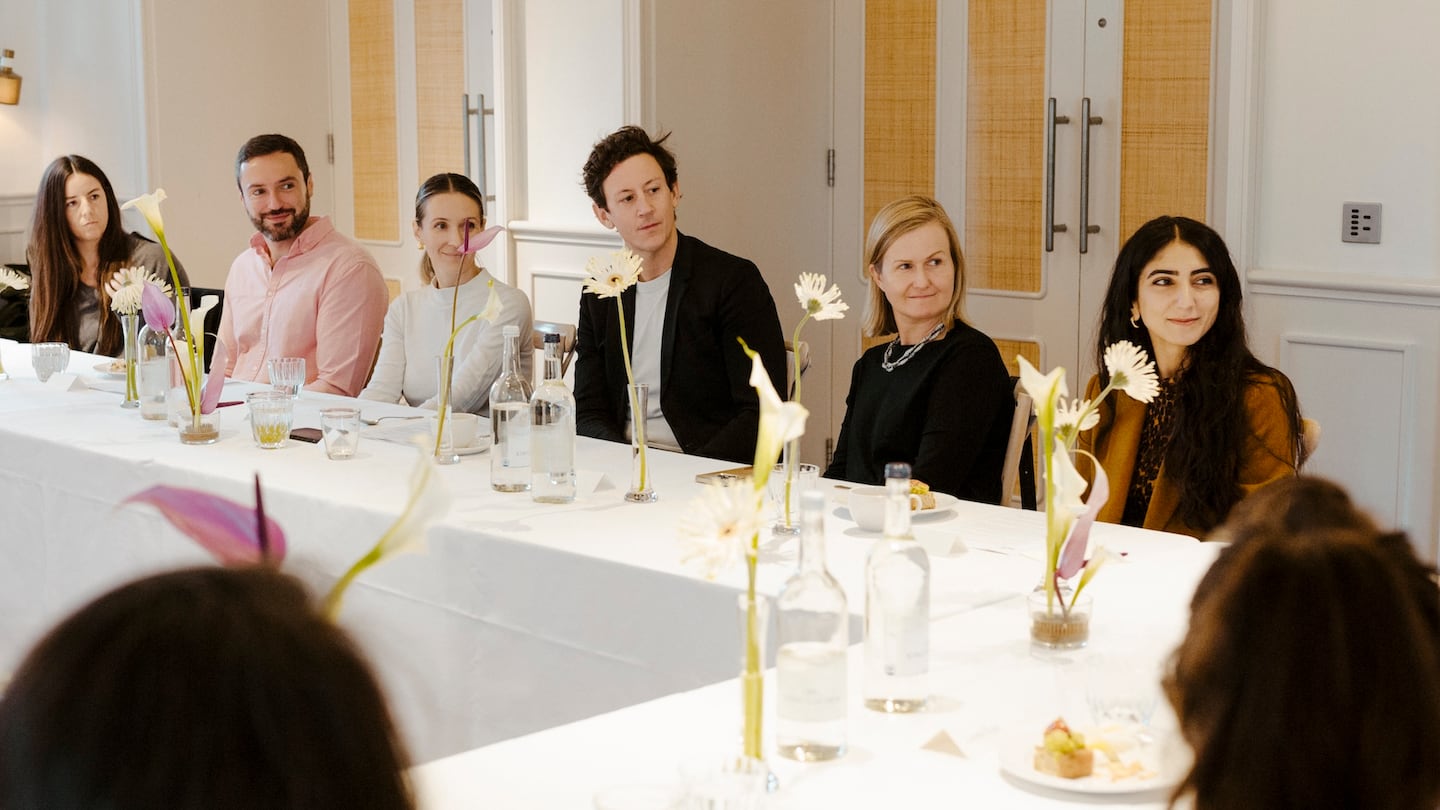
[[881, 322, 945, 372]]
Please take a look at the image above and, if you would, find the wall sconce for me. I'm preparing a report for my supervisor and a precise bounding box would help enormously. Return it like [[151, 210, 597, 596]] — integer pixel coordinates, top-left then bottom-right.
[[0, 50, 22, 106]]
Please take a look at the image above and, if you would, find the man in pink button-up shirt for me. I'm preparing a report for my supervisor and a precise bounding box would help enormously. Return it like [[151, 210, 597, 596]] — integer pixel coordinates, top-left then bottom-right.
[[218, 134, 387, 396]]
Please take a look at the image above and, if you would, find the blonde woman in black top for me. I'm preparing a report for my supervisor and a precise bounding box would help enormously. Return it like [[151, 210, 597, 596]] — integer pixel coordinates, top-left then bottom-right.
[[825, 195, 1011, 502]]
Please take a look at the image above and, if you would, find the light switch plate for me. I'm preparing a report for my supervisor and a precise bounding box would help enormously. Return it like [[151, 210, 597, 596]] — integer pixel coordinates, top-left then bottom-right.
[[1342, 202, 1381, 244]]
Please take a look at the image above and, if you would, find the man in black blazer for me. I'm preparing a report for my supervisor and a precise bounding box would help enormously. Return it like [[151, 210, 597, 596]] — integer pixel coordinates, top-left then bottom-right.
[[575, 127, 785, 464]]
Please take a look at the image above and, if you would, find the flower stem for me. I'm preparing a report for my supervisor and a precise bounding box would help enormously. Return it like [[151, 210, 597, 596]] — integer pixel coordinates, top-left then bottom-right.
[[617, 298, 646, 491], [155, 232, 201, 418], [789, 315, 809, 404], [742, 551, 763, 761]]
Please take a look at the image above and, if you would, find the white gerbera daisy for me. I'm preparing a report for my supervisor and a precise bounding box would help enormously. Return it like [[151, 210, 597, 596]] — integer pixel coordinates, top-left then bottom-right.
[[794, 272, 849, 321], [1054, 396, 1099, 435], [0, 266, 30, 293], [678, 479, 764, 580], [1103, 340, 1160, 403], [582, 248, 644, 299], [106, 267, 171, 315]]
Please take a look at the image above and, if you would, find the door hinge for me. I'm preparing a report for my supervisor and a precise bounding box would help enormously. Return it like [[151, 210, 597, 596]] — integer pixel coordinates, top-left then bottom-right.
[[826, 148, 835, 188], [825, 437, 834, 468], [327, 133, 335, 165]]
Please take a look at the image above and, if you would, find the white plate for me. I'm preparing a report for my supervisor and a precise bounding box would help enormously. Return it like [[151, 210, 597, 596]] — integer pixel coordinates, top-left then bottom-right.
[[912, 492, 959, 522], [454, 436, 492, 456], [998, 725, 1187, 796], [93, 361, 127, 379]]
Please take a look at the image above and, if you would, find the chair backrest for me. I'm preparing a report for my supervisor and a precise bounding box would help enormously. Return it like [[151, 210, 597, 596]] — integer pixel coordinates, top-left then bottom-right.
[[532, 321, 577, 376], [784, 339, 810, 400], [187, 287, 225, 372], [1001, 377, 1038, 509], [1300, 416, 1322, 466]]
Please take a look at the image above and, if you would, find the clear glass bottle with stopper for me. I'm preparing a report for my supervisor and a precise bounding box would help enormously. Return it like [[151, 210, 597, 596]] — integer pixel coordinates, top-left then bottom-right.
[[863, 461, 930, 713], [489, 324, 533, 491], [776, 489, 849, 761], [530, 332, 575, 503]]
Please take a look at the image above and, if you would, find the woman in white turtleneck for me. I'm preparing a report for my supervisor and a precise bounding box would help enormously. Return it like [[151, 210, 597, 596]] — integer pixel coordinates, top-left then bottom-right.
[[360, 173, 531, 414]]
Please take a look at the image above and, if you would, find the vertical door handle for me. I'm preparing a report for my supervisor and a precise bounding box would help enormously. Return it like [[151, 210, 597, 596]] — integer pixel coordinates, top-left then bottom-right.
[[462, 94, 496, 203], [1079, 97, 1103, 254], [1045, 97, 1070, 253]]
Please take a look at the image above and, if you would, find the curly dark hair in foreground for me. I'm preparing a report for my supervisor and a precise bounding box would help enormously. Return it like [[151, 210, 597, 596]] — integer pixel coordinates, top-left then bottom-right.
[[581, 125, 678, 210], [0, 566, 414, 810], [1166, 477, 1440, 810], [1095, 215, 1303, 532]]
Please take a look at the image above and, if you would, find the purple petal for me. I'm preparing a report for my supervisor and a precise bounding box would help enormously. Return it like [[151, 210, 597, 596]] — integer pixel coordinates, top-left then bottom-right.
[[123, 484, 287, 564], [141, 282, 175, 332], [199, 340, 228, 414], [459, 225, 505, 254], [1057, 464, 1109, 579]]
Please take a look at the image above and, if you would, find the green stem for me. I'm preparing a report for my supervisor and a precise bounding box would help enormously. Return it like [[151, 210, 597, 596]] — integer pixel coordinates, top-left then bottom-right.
[[155, 231, 201, 418], [617, 298, 646, 491], [789, 315, 809, 404], [323, 545, 383, 620], [742, 550, 763, 761]]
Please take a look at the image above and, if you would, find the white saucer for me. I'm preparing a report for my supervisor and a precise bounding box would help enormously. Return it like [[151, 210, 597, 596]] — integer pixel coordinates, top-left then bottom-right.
[[454, 437, 492, 456]]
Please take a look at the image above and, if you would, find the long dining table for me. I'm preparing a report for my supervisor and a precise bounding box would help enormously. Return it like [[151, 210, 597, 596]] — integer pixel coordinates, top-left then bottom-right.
[[0, 338, 1219, 806]]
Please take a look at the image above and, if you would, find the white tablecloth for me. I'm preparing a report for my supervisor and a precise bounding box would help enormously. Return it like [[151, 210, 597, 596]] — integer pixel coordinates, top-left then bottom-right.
[[0, 338, 1215, 799], [413, 521, 1219, 809]]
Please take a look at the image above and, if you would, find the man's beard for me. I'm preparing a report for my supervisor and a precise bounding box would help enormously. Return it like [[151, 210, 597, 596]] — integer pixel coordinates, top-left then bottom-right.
[[250, 198, 312, 243]]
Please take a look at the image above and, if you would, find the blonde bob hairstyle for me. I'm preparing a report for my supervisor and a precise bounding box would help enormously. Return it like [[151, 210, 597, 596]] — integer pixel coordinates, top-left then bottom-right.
[[861, 195, 968, 339]]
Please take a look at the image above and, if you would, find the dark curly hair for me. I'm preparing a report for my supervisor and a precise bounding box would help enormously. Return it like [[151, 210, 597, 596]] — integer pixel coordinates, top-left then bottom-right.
[[1094, 215, 1302, 532], [1166, 477, 1440, 810], [581, 126, 678, 210]]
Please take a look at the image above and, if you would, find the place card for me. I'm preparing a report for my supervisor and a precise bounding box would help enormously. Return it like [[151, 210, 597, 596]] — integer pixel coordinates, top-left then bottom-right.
[[920, 729, 966, 758], [43, 373, 88, 392], [578, 469, 614, 494]]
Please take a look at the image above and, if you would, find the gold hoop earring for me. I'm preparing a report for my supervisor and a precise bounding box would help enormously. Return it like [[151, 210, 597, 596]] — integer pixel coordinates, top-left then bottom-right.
[[417, 242, 425, 251], [1129, 312, 1140, 329]]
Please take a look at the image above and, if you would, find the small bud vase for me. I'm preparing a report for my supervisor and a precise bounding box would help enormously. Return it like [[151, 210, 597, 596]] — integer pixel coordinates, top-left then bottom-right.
[[1028, 586, 1092, 650], [433, 355, 459, 465], [625, 382, 657, 502], [120, 313, 140, 408]]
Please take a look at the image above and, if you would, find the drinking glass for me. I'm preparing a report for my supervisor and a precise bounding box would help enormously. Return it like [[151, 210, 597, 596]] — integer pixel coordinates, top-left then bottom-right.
[[31, 342, 70, 382], [267, 356, 306, 398], [1085, 653, 1160, 728], [768, 462, 819, 534], [247, 391, 294, 449], [320, 407, 361, 460]]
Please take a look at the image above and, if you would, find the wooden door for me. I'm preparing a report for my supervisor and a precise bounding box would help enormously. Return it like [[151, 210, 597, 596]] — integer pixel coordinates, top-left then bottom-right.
[[956, 0, 1213, 382]]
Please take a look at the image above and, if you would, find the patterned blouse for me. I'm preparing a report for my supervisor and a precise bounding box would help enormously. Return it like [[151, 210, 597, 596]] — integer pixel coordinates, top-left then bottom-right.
[[1121, 378, 1178, 527]]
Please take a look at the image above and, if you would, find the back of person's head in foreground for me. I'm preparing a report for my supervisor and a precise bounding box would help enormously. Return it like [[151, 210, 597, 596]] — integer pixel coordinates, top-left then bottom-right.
[[0, 566, 414, 810], [1165, 477, 1440, 810]]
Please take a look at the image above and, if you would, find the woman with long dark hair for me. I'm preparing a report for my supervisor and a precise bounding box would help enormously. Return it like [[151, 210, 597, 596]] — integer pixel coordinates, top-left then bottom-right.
[[359, 172, 531, 413], [26, 155, 188, 354], [1079, 215, 1302, 537]]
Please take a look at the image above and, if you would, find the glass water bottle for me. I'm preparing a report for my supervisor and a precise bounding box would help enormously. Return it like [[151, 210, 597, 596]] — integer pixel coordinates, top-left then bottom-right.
[[776, 489, 849, 761], [863, 462, 930, 713], [489, 325, 533, 491], [530, 332, 575, 503]]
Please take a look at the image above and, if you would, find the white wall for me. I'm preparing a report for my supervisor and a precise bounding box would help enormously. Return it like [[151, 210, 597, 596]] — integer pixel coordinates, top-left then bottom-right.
[[1254, 0, 1440, 279], [1245, 0, 1440, 554]]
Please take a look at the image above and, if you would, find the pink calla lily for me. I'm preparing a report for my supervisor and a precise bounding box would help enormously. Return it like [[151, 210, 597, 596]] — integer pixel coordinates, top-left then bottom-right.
[[460, 225, 505, 256], [140, 281, 176, 332], [1056, 462, 1109, 580], [199, 340, 229, 414], [123, 483, 287, 564]]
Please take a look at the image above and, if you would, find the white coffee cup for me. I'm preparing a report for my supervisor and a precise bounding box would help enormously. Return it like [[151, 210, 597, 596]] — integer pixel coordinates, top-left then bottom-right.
[[847, 485, 921, 532], [449, 412, 481, 448]]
